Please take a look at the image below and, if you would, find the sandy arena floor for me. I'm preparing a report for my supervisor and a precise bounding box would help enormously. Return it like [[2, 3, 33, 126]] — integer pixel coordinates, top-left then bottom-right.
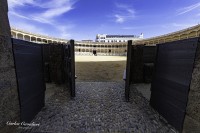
[[75, 56, 127, 82], [75, 56, 127, 62]]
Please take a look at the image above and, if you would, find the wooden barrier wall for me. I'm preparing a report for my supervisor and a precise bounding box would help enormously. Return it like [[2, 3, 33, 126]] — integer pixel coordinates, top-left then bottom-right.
[[43, 40, 76, 97], [125, 41, 156, 101], [125, 38, 200, 132]]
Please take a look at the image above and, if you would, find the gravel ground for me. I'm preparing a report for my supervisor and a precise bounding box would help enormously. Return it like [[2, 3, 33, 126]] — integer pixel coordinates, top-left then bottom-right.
[[133, 84, 151, 101], [17, 82, 178, 133]]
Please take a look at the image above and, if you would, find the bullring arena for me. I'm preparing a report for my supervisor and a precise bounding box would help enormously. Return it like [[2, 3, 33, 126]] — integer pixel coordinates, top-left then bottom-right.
[[1, 0, 200, 131], [10, 25, 200, 81]]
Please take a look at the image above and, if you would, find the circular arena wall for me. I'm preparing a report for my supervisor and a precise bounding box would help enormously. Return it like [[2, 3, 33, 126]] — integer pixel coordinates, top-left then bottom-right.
[[10, 24, 200, 56]]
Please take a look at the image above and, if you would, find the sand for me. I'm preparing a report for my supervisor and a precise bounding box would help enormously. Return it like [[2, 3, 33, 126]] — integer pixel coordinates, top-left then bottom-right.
[[75, 56, 127, 82]]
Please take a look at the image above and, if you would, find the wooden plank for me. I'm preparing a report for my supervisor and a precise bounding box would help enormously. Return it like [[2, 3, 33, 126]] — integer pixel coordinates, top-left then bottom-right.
[[12, 38, 45, 123], [70, 40, 75, 97], [125, 40, 132, 102], [130, 45, 144, 83], [150, 37, 198, 132]]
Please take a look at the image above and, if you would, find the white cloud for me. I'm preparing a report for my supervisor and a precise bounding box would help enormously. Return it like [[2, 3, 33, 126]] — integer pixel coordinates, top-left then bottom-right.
[[8, 0, 77, 23], [40, 6, 73, 19], [60, 33, 72, 39], [55, 25, 74, 39], [9, 11, 30, 20], [115, 15, 125, 23], [176, 2, 200, 15], [122, 26, 138, 30], [197, 13, 200, 16], [113, 3, 136, 23], [9, 10, 54, 25], [31, 16, 54, 25], [161, 23, 196, 29], [171, 23, 195, 28], [11, 21, 49, 36], [34, 0, 77, 19], [8, 0, 35, 9], [7, 0, 77, 39], [10, 20, 74, 39]]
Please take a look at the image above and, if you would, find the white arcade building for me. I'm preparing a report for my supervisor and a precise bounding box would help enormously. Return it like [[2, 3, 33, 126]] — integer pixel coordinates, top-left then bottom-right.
[[96, 33, 144, 43]]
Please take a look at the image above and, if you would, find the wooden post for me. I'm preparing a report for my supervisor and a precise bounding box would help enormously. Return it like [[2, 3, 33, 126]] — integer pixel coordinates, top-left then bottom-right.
[[125, 40, 132, 102], [70, 40, 75, 97]]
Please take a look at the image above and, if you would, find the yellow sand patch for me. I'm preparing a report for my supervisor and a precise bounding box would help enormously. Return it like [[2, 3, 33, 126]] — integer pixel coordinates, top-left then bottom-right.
[[75, 56, 127, 81]]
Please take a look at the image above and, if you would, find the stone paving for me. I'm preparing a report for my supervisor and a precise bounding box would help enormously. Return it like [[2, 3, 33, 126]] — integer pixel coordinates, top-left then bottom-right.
[[18, 82, 178, 133]]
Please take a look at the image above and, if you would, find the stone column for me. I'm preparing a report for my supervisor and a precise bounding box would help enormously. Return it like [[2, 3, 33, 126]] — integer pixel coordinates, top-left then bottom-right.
[[0, 0, 20, 132], [114, 46, 116, 55], [16, 33, 18, 39], [30, 36, 32, 42], [111, 45, 112, 55]]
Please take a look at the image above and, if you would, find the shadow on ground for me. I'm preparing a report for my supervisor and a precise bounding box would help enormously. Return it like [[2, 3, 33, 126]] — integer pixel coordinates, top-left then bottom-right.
[[75, 61, 126, 82], [17, 82, 177, 133]]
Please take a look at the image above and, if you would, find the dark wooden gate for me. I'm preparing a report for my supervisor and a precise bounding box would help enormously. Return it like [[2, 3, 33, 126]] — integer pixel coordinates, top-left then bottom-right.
[[125, 41, 132, 101], [150, 38, 199, 132], [64, 40, 75, 97], [12, 39, 45, 122], [125, 41, 156, 101]]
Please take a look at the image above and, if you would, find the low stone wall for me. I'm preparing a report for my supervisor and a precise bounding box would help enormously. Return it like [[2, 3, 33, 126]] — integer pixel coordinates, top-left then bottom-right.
[[0, 0, 20, 132], [183, 42, 200, 132]]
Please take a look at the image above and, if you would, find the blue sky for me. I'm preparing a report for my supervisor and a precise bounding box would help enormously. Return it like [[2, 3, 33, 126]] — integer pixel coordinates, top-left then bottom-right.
[[8, 0, 200, 41]]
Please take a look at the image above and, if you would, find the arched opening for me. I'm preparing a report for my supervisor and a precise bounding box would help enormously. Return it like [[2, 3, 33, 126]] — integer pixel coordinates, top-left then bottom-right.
[[24, 35, 30, 41], [180, 34, 188, 40], [31, 37, 36, 42], [43, 39, 48, 43], [48, 40, 53, 43], [93, 50, 97, 56], [11, 31, 17, 38], [188, 31, 197, 38], [86, 49, 89, 52], [37, 38, 42, 43], [17, 33, 24, 40], [172, 36, 180, 41]]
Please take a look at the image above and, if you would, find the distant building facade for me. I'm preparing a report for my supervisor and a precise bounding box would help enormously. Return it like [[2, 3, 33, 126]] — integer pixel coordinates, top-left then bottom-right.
[[75, 41, 127, 56], [95, 33, 143, 43], [81, 40, 93, 43]]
